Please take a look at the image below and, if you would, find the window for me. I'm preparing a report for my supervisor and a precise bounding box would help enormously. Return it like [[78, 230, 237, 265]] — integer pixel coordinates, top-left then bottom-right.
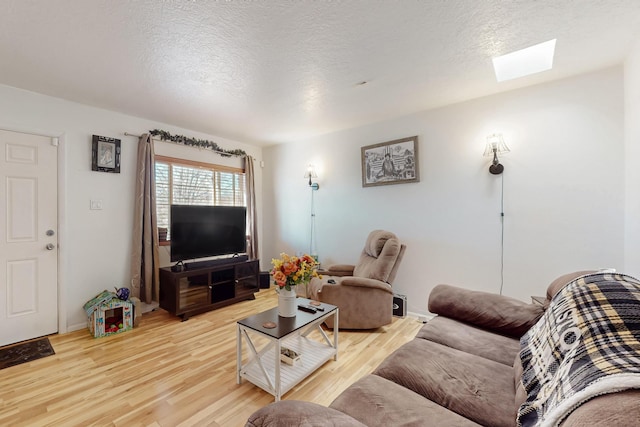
[[155, 156, 246, 242]]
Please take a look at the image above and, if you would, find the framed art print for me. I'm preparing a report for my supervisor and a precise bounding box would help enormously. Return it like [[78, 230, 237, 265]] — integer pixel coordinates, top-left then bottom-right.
[[92, 135, 121, 173], [361, 136, 419, 187]]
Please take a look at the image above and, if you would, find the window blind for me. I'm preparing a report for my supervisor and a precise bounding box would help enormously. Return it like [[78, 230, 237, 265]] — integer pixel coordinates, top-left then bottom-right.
[[155, 158, 246, 240]]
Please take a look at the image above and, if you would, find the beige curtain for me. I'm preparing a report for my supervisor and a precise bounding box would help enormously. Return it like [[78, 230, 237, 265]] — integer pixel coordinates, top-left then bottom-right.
[[245, 155, 259, 260], [130, 133, 160, 303]]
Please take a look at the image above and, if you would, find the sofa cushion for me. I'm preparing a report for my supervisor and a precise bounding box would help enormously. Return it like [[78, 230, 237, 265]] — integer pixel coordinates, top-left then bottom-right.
[[245, 400, 367, 427], [428, 284, 544, 338], [373, 338, 516, 427], [354, 231, 401, 282], [558, 390, 640, 427], [330, 374, 481, 427], [545, 270, 595, 300], [362, 229, 397, 257], [416, 316, 520, 366], [513, 353, 527, 412]]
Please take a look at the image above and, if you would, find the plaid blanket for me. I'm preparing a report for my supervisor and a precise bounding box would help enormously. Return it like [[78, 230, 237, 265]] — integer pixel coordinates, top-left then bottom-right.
[[517, 272, 640, 427]]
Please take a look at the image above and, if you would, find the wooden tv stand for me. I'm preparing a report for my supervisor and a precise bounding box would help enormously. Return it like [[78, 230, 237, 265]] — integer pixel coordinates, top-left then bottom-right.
[[159, 258, 260, 320]]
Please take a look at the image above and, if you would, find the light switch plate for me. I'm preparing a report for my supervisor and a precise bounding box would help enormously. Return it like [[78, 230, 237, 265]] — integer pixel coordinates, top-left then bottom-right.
[[90, 200, 103, 210]]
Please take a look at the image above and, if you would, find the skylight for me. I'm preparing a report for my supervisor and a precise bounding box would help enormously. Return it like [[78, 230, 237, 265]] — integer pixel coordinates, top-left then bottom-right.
[[492, 39, 557, 82]]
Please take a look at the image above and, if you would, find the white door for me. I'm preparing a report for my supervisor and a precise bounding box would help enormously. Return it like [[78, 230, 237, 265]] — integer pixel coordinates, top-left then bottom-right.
[[0, 129, 58, 346]]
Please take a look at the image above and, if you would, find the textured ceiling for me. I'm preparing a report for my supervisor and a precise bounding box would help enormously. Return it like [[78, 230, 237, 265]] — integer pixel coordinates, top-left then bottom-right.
[[1, 1, 639, 146]]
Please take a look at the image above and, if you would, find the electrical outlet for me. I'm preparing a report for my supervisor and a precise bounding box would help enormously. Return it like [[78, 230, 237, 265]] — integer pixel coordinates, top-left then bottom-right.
[[90, 200, 103, 210]]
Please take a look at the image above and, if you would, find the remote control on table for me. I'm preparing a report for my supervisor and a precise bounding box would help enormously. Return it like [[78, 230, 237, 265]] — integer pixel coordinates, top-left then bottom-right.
[[298, 304, 317, 313]]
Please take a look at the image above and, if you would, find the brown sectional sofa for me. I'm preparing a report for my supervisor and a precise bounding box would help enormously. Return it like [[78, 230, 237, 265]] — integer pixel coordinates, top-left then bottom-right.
[[246, 271, 640, 426]]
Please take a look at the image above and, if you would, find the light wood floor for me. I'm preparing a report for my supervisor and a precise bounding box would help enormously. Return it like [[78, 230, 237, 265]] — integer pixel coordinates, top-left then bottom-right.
[[0, 289, 423, 427]]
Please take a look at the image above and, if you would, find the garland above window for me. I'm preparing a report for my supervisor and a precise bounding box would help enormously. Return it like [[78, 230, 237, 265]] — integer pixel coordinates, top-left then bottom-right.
[[149, 129, 247, 158]]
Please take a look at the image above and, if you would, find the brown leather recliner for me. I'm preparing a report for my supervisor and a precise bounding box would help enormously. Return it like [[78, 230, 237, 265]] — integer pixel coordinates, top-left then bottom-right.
[[305, 230, 406, 329]]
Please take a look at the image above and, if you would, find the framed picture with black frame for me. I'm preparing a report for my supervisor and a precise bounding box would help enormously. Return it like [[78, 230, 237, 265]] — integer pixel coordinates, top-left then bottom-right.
[[361, 136, 419, 187], [92, 135, 121, 173]]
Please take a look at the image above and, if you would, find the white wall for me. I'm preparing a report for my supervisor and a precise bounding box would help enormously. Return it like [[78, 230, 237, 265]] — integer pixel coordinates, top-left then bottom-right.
[[263, 67, 625, 316], [625, 41, 640, 278], [0, 84, 263, 331]]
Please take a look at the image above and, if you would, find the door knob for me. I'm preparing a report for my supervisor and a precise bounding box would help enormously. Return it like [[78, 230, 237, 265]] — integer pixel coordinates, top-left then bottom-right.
[[46, 243, 55, 250]]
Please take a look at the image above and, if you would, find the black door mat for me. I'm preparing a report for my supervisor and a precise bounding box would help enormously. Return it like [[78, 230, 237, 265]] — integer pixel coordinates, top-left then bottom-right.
[[0, 337, 55, 370]]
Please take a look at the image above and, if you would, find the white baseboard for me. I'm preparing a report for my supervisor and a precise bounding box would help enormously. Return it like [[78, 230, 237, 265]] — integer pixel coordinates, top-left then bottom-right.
[[407, 310, 434, 323]]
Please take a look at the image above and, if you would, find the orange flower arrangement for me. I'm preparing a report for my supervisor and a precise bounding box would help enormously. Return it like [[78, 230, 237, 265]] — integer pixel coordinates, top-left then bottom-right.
[[271, 253, 320, 291]]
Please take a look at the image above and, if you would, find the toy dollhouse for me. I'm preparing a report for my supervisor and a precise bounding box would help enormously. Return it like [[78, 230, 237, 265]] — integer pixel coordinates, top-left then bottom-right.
[[83, 290, 133, 338]]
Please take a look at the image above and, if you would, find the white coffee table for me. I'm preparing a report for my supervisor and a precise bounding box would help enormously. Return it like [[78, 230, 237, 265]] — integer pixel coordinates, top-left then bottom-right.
[[236, 298, 338, 401]]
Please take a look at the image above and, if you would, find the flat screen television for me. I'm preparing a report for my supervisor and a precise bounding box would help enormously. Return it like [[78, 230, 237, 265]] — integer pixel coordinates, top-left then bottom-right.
[[170, 205, 247, 262]]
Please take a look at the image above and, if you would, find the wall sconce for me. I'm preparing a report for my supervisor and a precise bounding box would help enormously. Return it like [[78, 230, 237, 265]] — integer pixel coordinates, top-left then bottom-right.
[[304, 164, 319, 190], [483, 133, 510, 175]]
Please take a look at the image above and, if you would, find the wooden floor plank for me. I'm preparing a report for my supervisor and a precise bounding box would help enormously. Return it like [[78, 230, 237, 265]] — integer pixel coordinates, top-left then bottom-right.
[[0, 288, 423, 426]]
